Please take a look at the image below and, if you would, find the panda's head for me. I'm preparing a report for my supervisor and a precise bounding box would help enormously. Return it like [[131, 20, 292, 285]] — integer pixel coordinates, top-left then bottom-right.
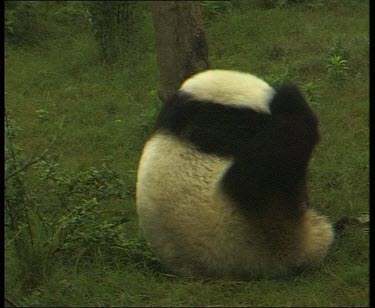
[[180, 69, 275, 113]]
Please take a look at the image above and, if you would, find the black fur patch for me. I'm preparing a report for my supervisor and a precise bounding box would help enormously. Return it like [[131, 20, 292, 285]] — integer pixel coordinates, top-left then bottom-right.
[[155, 92, 271, 156]]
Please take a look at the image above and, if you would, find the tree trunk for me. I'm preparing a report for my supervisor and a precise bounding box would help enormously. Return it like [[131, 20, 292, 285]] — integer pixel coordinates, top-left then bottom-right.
[[151, 1, 210, 102]]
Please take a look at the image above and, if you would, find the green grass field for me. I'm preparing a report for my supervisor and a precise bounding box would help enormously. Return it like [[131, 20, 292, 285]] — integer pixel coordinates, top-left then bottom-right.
[[5, 1, 369, 306]]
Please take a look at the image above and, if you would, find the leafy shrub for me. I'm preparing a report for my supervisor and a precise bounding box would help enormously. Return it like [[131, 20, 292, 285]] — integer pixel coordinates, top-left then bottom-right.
[[5, 113, 157, 290]]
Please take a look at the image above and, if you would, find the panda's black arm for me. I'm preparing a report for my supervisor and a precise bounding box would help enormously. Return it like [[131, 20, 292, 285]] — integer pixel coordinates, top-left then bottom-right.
[[222, 83, 320, 211]]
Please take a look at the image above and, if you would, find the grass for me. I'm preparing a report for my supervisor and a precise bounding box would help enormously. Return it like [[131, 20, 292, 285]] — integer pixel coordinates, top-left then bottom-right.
[[5, 0, 369, 306]]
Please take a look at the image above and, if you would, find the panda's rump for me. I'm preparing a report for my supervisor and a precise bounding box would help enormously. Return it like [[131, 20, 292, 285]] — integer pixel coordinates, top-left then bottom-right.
[[136, 133, 257, 271]]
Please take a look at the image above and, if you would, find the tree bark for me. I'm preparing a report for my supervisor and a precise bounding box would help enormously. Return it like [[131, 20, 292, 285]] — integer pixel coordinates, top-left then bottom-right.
[[152, 1, 210, 102]]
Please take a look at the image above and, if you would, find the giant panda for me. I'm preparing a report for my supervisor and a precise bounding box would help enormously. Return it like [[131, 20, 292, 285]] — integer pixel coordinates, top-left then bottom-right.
[[136, 69, 335, 279]]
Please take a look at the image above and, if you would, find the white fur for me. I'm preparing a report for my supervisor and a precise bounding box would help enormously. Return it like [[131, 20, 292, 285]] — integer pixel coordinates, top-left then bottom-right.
[[136, 133, 334, 279], [180, 69, 275, 113]]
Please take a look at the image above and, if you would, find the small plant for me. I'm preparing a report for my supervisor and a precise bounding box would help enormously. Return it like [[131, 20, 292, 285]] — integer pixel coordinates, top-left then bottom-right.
[[301, 82, 320, 104], [328, 35, 346, 58], [36, 108, 50, 122], [201, 1, 232, 18], [326, 54, 349, 81], [263, 67, 292, 85]]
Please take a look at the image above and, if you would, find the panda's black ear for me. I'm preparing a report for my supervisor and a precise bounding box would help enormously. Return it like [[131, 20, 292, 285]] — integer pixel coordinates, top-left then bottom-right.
[[270, 83, 313, 117]]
